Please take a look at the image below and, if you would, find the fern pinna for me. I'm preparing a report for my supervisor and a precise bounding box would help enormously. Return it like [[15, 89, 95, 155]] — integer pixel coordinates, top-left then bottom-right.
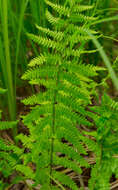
[[18, 1, 100, 189]]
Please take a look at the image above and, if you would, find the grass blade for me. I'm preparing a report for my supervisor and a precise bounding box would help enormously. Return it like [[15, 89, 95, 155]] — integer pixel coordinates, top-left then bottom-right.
[[14, 0, 29, 96], [1, 0, 16, 120], [89, 32, 118, 91], [92, 15, 118, 25], [0, 0, 17, 139]]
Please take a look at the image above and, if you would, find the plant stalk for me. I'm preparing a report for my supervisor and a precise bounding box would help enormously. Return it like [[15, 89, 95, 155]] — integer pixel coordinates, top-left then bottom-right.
[[2, 0, 16, 135]]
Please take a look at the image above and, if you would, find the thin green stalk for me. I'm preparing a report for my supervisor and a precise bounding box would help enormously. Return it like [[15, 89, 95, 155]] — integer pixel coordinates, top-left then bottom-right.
[[89, 32, 118, 91], [29, 0, 39, 24], [50, 66, 60, 186], [0, 0, 17, 139], [92, 15, 118, 25], [0, 37, 8, 119], [49, 175, 66, 190], [14, 0, 29, 98], [0, 37, 7, 87], [1, 0, 16, 120], [30, 0, 46, 26], [8, 0, 17, 41]]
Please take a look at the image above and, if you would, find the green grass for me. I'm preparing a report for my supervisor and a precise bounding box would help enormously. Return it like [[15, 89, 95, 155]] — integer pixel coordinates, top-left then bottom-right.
[[14, 0, 29, 99], [0, 0, 48, 137], [89, 32, 118, 91], [0, 0, 16, 122]]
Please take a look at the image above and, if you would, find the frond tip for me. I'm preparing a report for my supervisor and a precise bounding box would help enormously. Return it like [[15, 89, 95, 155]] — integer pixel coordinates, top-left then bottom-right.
[[0, 120, 18, 130]]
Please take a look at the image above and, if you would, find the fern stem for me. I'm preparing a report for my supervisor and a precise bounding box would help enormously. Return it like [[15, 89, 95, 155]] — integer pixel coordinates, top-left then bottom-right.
[[50, 95, 56, 185], [50, 65, 60, 186]]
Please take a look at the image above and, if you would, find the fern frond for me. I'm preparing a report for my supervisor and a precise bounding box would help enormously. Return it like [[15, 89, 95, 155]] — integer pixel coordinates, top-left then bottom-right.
[[53, 155, 82, 174], [61, 61, 103, 77], [29, 53, 60, 67], [15, 165, 35, 179], [22, 91, 53, 106], [46, 10, 66, 28], [27, 33, 63, 51], [65, 24, 98, 35], [70, 14, 97, 23], [53, 171, 78, 190], [0, 138, 10, 151], [54, 140, 89, 167], [56, 103, 92, 126], [45, 0, 70, 17], [56, 122, 87, 154], [46, 10, 60, 25], [36, 25, 63, 41], [0, 88, 7, 94], [22, 66, 58, 80], [20, 0, 105, 188], [73, 5, 94, 13], [0, 120, 18, 130], [22, 104, 52, 125], [28, 54, 46, 67]]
